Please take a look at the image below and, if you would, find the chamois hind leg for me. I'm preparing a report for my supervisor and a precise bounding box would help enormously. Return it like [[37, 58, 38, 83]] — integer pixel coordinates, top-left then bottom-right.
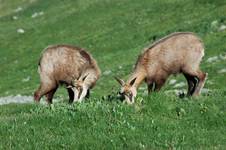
[[182, 68, 207, 96], [147, 83, 154, 94], [34, 81, 57, 102], [183, 73, 197, 96], [45, 86, 58, 104], [85, 89, 90, 99], [67, 88, 74, 104], [34, 85, 42, 102], [193, 70, 207, 96]]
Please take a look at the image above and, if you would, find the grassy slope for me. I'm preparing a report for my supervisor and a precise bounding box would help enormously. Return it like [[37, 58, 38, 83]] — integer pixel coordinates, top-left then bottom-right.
[[0, 0, 226, 149]]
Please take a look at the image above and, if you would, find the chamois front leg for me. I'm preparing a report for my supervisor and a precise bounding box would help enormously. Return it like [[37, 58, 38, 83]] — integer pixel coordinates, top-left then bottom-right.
[[154, 78, 166, 91], [78, 87, 89, 102], [193, 71, 207, 96], [147, 83, 154, 94], [85, 89, 90, 98], [67, 88, 74, 104], [145, 78, 154, 94], [182, 68, 207, 96], [45, 87, 58, 104]]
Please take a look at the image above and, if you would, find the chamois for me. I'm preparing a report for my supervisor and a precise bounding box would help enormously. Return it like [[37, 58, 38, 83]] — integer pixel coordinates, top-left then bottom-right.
[[34, 45, 101, 104], [115, 32, 207, 104]]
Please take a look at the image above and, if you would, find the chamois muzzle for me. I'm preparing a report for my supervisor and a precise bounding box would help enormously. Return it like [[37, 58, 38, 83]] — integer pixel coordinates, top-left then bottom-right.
[[117, 91, 125, 101], [117, 91, 133, 103]]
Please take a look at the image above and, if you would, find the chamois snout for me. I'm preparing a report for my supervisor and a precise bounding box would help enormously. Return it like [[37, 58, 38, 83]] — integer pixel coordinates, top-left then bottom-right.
[[117, 91, 125, 101], [69, 74, 90, 101], [115, 77, 137, 104]]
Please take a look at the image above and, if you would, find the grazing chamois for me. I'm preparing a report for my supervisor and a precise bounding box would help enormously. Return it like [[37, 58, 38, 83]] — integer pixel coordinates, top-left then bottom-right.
[[115, 32, 207, 104], [34, 45, 101, 104]]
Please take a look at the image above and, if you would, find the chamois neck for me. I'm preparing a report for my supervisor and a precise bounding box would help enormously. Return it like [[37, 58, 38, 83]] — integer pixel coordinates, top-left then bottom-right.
[[128, 69, 146, 88]]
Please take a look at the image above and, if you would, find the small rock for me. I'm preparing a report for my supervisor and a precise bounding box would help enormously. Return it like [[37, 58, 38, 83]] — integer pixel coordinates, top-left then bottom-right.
[[219, 25, 226, 31], [206, 56, 218, 63], [139, 86, 146, 91], [14, 7, 23, 12], [169, 79, 177, 85], [103, 70, 111, 75], [164, 90, 174, 94], [39, 11, 44, 16], [201, 88, 210, 94], [165, 89, 186, 96], [141, 91, 148, 96], [211, 20, 218, 27], [14, 60, 18, 64], [12, 16, 18, 20], [17, 28, 25, 34], [0, 95, 33, 105], [218, 68, 226, 73], [31, 12, 38, 18], [206, 80, 214, 85], [22, 76, 31, 82], [174, 82, 186, 88], [31, 11, 44, 18], [219, 54, 226, 60]]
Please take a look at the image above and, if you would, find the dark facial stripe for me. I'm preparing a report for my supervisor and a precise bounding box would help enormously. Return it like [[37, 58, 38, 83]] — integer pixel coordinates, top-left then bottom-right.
[[128, 93, 133, 102], [78, 87, 83, 99]]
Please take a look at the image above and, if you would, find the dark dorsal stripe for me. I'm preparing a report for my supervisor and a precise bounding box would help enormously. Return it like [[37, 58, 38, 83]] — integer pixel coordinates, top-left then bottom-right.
[[80, 50, 92, 64], [145, 32, 197, 51]]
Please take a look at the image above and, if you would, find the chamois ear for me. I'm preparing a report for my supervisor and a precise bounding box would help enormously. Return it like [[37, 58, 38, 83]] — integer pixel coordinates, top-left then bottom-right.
[[129, 77, 137, 86], [114, 77, 125, 86], [82, 74, 89, 81]]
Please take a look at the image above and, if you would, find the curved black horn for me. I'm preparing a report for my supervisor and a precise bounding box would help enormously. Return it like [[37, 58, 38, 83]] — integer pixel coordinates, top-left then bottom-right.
[[114, 76, 125, 86]]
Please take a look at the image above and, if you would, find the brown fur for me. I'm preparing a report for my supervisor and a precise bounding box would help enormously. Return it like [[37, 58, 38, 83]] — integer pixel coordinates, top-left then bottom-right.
[[121, 32, 207, 101], [34, 44, 101, 103]]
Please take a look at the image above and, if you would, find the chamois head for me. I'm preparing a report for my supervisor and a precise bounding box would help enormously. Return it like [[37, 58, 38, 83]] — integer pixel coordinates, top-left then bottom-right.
[[67, 74, 89, 101], [115, 77, 137, 104]]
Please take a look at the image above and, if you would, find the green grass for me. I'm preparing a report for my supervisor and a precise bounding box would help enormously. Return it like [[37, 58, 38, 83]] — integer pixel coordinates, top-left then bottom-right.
[[0, 0, 226, 149]]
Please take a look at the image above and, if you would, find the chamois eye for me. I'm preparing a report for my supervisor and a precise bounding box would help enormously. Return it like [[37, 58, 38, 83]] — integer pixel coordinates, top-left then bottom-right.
[[118, 91, 123, 95]]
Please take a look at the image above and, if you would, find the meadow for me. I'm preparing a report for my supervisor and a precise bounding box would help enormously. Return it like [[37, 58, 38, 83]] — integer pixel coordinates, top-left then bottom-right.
[[0, 0, 226, 149]]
